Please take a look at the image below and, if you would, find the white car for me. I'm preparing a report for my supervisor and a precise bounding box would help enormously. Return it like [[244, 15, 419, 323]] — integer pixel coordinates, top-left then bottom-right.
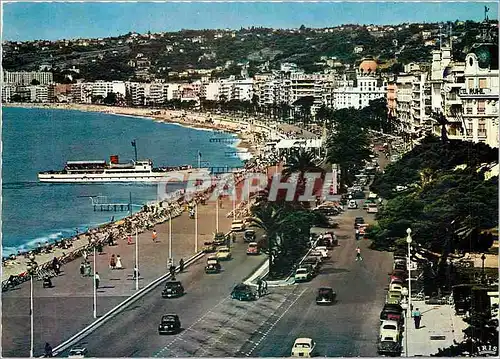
[[68, 347, 88, 358], [367, 204, 378, 213], [347, 200, 358, 209], [231, 220, 246, 231], [291, 337, 316, 357], [310, 250, 328, 259], [216, 246, 232, 260], [314, 246, 329, 257], [294, 268, 312, 282], [379, 320, 400, 341]]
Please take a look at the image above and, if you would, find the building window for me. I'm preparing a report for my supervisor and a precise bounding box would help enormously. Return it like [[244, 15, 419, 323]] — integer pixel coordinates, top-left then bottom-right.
[[465, 107, 473, 115], [477, 100, 486, 114], [479, 78, 487, 89], [478, 122, 486, 137], [468, 78, 474, 89], [466, 121, 473, 135]]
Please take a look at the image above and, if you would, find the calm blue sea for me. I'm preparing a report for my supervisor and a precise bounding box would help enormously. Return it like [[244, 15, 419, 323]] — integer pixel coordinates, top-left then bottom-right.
[[2, 107, 243, 256]]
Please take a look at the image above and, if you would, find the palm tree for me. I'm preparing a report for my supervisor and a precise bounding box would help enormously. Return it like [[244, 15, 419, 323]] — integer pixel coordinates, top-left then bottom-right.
[[248, 202, 291, 278]]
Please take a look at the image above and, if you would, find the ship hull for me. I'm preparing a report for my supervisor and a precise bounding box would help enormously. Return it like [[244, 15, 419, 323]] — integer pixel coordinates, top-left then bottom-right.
[[38, 168, 210, 183]]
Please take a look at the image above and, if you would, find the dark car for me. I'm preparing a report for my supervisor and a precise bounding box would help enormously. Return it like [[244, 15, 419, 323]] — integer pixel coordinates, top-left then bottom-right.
[[231, 283, 257, 301], [380, 304, 404, 324], [389, 269, 407, 282], [377, 340, 402, 356], [302, 258, 321, 274], [354, 217, 365, 228], [316, 287, 336, 305], [244, 230, 256, 243], [161, 280, 185, 298], [158, 314, 181, 334]]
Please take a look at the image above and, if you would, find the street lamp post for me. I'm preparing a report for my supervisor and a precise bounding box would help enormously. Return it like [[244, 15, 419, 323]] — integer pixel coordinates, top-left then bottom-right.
[[93, 244, 97, 319], [481, 253, 486, 284], [168, 212, 172, 261], [135, 227, 139, 291], [26, 260, 37, 358], [195, 202, 198, 253], [406, 228, 413, 317], [215, 191, 219, 232]]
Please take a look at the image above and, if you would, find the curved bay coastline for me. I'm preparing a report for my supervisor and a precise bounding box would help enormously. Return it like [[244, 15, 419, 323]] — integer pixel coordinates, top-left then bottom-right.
[[2, 103, 266, 280]]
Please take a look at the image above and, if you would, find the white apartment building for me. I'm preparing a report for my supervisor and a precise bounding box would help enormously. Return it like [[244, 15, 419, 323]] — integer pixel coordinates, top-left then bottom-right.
[[202, 82, 221, 101], [126, 82, 166, 106], [91, 81, 126, 98], [395, 74, 414, 134], [3, 71, 53, 85], [1, 85, 13, 102], [231, 78, 254, 102], [460, 44, 499, 148], [29, 85, 49, 102], [289, 72, 335, 113]]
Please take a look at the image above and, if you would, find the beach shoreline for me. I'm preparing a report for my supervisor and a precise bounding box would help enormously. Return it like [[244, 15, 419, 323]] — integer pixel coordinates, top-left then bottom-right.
[[3, 102, 261, 157]]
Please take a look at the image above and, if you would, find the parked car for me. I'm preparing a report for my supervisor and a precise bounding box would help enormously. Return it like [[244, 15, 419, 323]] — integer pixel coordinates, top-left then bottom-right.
[[205, 256, 221, 274], [68, 347, 88, 358], [162, 280, 185, 298], [380, 304, 404, 325], [246, 242, 260, 255], [202, 243, 217, 253], [377, 339, 402, 356], [380, 320, 401, 341], [389, 283, 404, 294], [354, 217, 365, 228], [316, 287, 336, 305], [367, 203, 378, 213], [158, 314, 181, 335], [244, 229, 256, 242], [216, 246, 232, 260], [347, 200, 358, 209], [291, 338, 316, 357], [386, 290, 402, 305], [302, 257, 321, 274], [231, 220, 246, 231], [310, 249, 328, 259], [231, 283, 257, 301], [314, 246, 329, 257], [294, 267, 312, 282]]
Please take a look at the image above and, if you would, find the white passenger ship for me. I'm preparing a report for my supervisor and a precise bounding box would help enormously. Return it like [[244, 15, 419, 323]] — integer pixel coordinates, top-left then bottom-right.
[[38, 155, 209, 183]]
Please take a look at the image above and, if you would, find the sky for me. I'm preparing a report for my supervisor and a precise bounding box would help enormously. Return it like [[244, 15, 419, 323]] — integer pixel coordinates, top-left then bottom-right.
[[3, 1, 499, 41]]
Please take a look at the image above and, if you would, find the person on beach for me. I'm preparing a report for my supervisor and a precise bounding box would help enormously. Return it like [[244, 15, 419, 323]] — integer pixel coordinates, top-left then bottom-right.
[[110, 254, 116, 270], [152, 230, 157, 243], [115, 255, 123, 269]]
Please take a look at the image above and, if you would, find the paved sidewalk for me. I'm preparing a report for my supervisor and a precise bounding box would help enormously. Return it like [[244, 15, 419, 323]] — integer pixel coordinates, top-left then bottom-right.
[[403, 302, 467, 356]]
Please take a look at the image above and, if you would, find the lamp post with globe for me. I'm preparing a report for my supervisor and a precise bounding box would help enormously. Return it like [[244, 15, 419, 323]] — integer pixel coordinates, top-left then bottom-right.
[[26, 258, 38, 358]]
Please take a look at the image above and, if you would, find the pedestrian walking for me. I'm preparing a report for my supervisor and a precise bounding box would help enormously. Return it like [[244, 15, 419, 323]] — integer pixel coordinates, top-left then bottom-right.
[[412, 308, 422, 329], [169, 264, 176, 279], [95, 272, 100, 289], [355, 247, 363, 261], [257, 278, 263, 297], [179, 258, 185, 272], [110, 254, 116, 270], [44, 342, 53, 357], [80, 262, 85, 277], [82, 250, 88, 262], [355, 229, 360, 240], [127, 235, 132, 245], [133, 266, 140, 279], [116, 255, 123, 269], [152, 229, 157, 242]]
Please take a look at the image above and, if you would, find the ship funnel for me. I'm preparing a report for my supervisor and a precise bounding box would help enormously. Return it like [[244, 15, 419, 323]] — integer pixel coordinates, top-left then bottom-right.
[[110, 155, 119, 164]]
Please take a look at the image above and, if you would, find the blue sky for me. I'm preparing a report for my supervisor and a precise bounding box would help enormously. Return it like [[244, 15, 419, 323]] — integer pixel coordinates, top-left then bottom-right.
[[3, 1, 498, 41]]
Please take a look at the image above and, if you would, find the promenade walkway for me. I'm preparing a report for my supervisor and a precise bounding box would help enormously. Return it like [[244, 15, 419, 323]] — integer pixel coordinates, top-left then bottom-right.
[[403, 301, 467, 356]]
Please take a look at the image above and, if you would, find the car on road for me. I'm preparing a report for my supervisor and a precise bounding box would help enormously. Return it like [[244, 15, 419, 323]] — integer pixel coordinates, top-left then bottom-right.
[[231, 283, 257, 301], [380, 320, 401, 341], [386, 290, 402, 305], [389, 269, 407, 282], [377, 339, 402, 357], [158, 314, 181, 335], [244, 229, 256, 242], [291, 338, 316, 357], [367, 203, 378, 213], [302, 257, 321, 274], [202, 242, 217, 253], [216, 246, 232, 260], [246, 242, 260, 255], [389, 283, 404, 294], [231, 220, 246, 231], [314, 246, 329, 257], [316, 287, 336, 305], [162, 280, 185, 298], [205, 256, 221, 274], [354, 217, 365, 228], [68, 347, 88, 358], [310, 249, 328, 259], [347, 200, 358, 209], [294, 267, 312, 282]]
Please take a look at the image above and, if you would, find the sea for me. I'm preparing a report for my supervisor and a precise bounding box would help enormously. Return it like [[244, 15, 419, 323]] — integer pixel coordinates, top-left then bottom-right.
[[1, 107, 246, 257]]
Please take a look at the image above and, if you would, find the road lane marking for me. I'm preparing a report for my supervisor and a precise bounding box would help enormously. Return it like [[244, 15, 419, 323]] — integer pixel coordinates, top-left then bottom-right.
[[243, 287, 308, 357]]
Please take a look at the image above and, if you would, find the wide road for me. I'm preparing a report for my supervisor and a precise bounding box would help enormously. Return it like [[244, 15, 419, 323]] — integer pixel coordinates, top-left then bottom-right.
[[60, 233, 270, 357], [238, 204, 393, 357]]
